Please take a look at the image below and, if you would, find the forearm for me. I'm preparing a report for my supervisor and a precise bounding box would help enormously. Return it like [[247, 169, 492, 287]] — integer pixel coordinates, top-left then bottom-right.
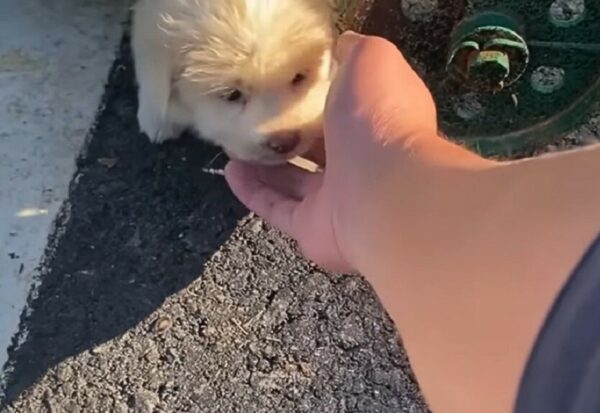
[[358, 143, 600, 413]]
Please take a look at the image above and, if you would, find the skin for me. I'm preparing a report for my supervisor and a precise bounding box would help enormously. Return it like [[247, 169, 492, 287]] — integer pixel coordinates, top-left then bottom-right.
[[224, 32, 600, 413]]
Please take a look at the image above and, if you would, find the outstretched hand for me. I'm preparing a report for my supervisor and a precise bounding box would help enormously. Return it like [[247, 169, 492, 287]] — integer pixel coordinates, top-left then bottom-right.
[[225, 31, 477, 273]]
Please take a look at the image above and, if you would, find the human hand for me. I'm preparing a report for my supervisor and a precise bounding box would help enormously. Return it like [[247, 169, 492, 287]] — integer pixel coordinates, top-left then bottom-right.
[[225, 31, 490, 273], [229, 31, 600, 413]]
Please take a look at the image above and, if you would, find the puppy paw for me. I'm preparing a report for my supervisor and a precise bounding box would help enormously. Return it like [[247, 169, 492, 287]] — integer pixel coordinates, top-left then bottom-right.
[[137, 106, 177, 144]]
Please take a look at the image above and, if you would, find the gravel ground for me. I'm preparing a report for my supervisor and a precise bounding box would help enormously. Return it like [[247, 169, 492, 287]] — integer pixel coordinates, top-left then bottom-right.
[[0, 33, 427, 413]]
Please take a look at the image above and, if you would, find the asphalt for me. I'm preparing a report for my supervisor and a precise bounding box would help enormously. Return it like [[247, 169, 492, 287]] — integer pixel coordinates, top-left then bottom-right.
[[0, 32, 427, 413]]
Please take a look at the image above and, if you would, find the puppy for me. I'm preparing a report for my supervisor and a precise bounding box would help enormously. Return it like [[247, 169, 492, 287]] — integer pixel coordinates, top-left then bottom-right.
[[132, 0, 336, 164]]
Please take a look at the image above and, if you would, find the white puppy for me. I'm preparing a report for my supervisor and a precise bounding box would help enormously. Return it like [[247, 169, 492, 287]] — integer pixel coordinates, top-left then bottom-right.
[[132, 0, 336, 164]]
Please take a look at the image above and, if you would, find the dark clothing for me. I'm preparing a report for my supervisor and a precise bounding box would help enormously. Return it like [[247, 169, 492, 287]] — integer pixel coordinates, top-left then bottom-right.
[[516, 234, 600, 413]]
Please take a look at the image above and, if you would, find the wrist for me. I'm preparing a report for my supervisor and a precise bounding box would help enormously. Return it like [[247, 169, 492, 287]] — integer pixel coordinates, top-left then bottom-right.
[[345, 133, 499, 274]]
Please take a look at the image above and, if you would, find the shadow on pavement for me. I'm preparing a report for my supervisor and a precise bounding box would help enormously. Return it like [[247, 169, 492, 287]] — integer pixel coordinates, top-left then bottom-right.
[[0, 33, 246, 406]]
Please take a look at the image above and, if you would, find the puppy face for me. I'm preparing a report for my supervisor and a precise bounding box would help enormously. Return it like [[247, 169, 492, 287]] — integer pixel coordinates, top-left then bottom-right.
[[164, 0, 335, 164]]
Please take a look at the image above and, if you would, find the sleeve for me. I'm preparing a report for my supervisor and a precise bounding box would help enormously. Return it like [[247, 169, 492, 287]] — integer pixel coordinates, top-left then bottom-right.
[[515, 233, 600, 413]]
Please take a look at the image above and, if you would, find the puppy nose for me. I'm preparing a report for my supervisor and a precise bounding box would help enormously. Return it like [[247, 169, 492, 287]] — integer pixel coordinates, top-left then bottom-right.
[[266, 131, 301, 155]]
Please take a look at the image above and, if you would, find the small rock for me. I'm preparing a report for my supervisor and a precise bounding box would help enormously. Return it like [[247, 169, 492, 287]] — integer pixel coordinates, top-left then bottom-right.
[[143, 345, 160, 363], [409, 404, 429, 413], [202, 326, 217, 337], [257, 358, 272, 373], [42, 389, 55, 413], [255, 375, 281, 392], [113, 400, 129, 413], [184, 298, 199, 314], [298, 362, 313, 377], [153, 316, 173, 333], [132, 390, 159, 413], [250, 219, 264, 234], [97, 157, 118, 168], [263, 344, 276, 357], [213, 271, 227, 285], [60, 382, 75, 398], [55, 364, 73, 381], [63, 401, 81, 413], [90, 342, 110, 355], [246, 353, 260, 370], [338, 315, 366, 350], [192, 385, 217, 404]]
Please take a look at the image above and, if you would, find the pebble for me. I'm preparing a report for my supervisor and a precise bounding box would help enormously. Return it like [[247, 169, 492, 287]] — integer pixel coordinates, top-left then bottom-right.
[[132, 390, 159, 413], [113, 400, 129, 413], [153, 316, 173, 333], [90, 342, 110, 355], [201, 326, 218, 338], [97, 157, 118, 168], [250, 219, 264, 234], [55, 364, 73, 381], [143, 346, 160, 363]]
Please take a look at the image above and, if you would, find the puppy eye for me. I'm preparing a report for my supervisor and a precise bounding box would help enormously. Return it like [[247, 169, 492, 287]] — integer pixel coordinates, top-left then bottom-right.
[[223, 89, 244, 103], [291, 73, 306, 86]]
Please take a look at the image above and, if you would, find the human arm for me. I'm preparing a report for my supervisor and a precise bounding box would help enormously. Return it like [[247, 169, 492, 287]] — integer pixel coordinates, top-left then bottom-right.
[[353, 140, 600, 413], [224, 32, 600, 413]]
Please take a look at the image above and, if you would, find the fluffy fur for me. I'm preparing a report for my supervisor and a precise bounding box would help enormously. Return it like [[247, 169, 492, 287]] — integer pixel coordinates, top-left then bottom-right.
[[132, 0, 336, 164]]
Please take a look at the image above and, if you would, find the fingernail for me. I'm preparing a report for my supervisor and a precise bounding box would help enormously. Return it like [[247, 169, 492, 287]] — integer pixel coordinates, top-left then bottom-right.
[[335, 31, 364, 62]]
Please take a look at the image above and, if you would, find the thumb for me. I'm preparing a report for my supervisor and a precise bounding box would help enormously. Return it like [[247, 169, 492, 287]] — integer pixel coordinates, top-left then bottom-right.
[[334, 31, 365, 63]]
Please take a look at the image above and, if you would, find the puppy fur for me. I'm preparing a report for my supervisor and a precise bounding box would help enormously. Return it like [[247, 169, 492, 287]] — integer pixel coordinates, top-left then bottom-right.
[[132, 0, 336, 164]]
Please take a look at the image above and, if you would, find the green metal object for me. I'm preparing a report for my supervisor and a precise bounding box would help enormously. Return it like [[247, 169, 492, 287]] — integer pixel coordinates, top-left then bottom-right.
[[336, 0, 600, 157], [447, 12, 530, 93], [468, 50, 510, 90]]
